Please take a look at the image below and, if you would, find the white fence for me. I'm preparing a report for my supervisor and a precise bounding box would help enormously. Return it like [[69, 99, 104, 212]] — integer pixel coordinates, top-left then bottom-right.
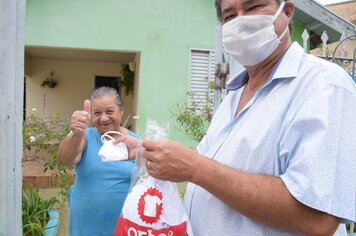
[[301, 29, 356, 81]]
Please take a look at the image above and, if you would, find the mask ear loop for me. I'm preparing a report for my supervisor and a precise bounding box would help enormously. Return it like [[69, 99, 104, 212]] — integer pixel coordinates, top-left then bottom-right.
[[101, 131, 125, 143], [272, 1, 289, 40], [272, 1, 286, 21], [277, 25, 289, 40]]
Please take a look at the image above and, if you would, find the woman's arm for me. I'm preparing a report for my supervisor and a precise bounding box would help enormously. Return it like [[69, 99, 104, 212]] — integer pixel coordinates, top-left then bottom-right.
[[57, 132, 86, 166], [57, 100, 91, 165]]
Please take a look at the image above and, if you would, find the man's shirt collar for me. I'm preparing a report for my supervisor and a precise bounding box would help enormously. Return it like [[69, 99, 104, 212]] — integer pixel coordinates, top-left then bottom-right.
[[226, 42, 304, 91]]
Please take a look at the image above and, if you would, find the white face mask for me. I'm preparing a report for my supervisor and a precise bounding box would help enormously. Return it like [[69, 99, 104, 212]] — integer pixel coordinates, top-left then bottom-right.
[[222, 2, 288, 66], [98, 131, 128, 162]]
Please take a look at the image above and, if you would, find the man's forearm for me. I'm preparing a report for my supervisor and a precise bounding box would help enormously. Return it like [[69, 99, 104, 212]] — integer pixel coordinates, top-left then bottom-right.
[[190, 155, 339, 236]]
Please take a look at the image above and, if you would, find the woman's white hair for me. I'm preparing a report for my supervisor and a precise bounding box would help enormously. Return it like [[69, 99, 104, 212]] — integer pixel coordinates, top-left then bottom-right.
[[89, 86, 123, 107]]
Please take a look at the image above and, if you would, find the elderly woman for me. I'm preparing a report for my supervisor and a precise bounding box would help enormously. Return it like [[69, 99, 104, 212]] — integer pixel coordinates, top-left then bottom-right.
[[57, 86, 140, 236]]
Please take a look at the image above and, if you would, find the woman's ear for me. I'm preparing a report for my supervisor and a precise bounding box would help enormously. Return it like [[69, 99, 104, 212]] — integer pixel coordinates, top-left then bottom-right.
[[284, 1, 295, 21]]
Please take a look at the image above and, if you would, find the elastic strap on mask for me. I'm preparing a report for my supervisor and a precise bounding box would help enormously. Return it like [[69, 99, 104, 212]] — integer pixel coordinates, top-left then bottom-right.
[[272, 1, 286, 21], [273, 1, 288, 40], [278, 25, 289, 40], [101, 131, 125, 143]]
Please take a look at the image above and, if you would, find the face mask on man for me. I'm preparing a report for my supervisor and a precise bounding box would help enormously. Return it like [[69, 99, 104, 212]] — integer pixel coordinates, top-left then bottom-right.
[[222, 1, 288, 66]]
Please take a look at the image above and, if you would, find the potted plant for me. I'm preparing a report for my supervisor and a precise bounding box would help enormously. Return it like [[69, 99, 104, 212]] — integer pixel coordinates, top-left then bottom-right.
[[41, 71, 58, 88], [22, 186, 59, 236]]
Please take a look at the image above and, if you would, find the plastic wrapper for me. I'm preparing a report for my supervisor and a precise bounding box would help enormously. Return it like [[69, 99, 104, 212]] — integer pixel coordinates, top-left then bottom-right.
[[114, 120, 193, 236]]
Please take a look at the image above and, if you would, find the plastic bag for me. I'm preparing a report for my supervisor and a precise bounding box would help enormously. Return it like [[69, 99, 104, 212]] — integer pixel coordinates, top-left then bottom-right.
[[114, 120, 193, 236]]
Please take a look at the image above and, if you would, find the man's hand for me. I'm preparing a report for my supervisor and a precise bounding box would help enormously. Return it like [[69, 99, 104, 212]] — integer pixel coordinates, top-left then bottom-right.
[[113, 136, 142, 160], [142, 140, 199, 182], [70, 100, 91, 136]]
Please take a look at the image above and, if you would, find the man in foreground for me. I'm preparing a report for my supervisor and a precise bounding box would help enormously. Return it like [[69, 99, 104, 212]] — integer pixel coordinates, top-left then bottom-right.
[[120, 0, 356, 235]]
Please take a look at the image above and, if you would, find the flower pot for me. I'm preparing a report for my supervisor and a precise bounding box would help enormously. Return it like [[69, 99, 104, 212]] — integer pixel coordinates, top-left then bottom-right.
[[44, 209, 60, 236]]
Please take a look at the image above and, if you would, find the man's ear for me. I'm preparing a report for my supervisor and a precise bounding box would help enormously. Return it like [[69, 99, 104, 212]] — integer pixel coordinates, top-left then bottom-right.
[[284, 1, 295, 21]]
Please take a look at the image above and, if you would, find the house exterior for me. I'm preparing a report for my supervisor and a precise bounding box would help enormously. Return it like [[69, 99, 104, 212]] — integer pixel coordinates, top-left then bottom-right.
[[307, 0, 355, 80], [25, 0, 354, 145], [327, 0, 356, 25], [25, 0, 218, 146], [325, 1, 356, 59]]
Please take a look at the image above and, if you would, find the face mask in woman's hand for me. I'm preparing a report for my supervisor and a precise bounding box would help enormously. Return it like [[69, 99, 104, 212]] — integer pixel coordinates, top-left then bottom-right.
[[98, 131, 128, 162]]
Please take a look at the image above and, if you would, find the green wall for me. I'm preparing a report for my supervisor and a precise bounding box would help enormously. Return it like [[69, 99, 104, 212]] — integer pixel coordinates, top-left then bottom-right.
[[25, 1, 310, 146], [291, 21, 307, 49], [25, 0, 217, 146]]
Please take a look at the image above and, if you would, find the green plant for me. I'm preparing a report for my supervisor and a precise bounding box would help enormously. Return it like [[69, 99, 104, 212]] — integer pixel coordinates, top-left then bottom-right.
[[170, 81, 214, 142], [22, 186, 59, 236], [23, 111, 74, 204], [44, 156, 75, 205], [346, 223, 355, 235], [315, 43, 332, 57], [41, 71, 57, 88], [120, 64, 135, 96]]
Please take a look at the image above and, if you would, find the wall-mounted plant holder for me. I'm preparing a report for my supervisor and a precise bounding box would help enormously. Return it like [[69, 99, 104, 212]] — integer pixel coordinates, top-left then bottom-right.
[[41, 71, 58, 88]]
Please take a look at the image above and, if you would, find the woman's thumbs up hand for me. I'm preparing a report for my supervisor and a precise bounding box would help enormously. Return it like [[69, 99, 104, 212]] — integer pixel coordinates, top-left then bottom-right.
[[70, 99, 91, 136]]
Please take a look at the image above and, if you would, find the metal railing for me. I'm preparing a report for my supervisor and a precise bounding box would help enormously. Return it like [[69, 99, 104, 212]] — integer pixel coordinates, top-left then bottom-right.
[[302, 30, 356, 81]]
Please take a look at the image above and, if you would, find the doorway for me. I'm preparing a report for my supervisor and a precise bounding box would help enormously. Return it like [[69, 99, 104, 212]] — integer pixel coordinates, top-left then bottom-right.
[[95, 76, 121, 96]]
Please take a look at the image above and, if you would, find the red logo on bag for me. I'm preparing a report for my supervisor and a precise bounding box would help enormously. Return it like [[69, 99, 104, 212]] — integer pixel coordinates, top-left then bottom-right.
[[115, 218, 189, 236], [137, 187, 163, 224]]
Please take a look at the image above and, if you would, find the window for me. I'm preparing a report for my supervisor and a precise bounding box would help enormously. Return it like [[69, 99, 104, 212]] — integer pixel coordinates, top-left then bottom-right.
[[189, 49, 215, 110]]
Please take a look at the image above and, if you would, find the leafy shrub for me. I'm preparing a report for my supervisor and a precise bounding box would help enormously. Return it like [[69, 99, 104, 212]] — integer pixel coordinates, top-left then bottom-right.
[[23, 111, 70, 154], [170, 82, 214, 142], [23, 111, 74, 204]]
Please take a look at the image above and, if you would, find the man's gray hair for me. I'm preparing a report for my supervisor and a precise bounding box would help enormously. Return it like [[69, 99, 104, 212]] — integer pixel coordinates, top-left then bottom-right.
[[89, 86, 123, 107], [214, 0, 284, 22]]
